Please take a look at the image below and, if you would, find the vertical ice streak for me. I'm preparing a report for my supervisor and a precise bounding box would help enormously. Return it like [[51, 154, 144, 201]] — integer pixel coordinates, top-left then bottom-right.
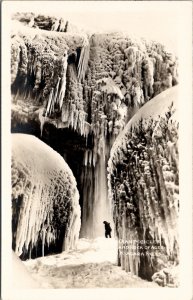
[[45, 88, 54, 117], [53, 77, 61, 105], [58, 51, 68, 109], [78, 36, 90, 82]]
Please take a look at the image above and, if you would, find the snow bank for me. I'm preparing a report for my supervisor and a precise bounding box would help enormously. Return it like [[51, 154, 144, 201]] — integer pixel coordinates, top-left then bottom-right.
[[12, 134, 81, 258], [12, 251, 40, 288]]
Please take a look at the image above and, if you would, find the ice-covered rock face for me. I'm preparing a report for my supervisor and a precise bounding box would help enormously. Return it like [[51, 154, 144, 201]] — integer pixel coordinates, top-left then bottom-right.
[[108, 86, 179, 281], [12, 134, 81, 259], [12, 13, 82, 33], [11, 14, 178, 240], [11, 15, 178, 140]]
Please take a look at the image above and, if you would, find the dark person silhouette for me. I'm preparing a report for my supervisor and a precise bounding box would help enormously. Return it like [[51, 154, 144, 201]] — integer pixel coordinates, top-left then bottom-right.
[[103, 221, 112, 238]]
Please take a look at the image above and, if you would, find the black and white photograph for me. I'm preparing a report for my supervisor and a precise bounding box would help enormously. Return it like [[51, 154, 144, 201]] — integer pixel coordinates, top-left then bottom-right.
[[1, 1, 192, 299]]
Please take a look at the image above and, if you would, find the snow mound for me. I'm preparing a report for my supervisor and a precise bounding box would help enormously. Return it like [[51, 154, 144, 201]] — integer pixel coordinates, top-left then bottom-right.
[[12, 134, 81, 258], [12, 251, 40, 288]]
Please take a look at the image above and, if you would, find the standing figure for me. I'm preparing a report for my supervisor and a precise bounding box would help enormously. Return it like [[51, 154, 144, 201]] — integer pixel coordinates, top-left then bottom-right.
[[103, 221, 112, 238]]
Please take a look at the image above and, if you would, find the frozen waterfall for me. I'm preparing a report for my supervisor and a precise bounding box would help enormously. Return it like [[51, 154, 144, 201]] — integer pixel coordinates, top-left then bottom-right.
[[80, 142, 115, 239]]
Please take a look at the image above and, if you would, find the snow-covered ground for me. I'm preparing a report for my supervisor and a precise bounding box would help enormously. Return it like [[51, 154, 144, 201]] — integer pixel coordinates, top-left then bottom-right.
[[12, 252, 40, 288], [22, 238, 159, 288]]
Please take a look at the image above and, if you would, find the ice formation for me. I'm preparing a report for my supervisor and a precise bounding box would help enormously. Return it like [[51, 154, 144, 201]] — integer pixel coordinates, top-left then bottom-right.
[[12, 134, 81, 258], [58, 51, 68, 109], [108, 86, 179, 280], [11, 13, 178, 243], [12, 12, 83, 33], [77, 36, 90, 82]]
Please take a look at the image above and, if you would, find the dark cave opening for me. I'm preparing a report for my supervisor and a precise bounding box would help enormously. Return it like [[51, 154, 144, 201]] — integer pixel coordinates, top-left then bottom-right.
[[12, 195, 23, 251], [19, 227, 66, 261], [11, 120, 94, 229], [12, 119, 95, 258], [40, 123, 94, 211]]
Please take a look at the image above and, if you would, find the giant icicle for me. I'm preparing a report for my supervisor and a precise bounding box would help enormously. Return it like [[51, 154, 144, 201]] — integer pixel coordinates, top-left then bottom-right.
[[58, 50, 68, 109], [108, 86, 179, 280], [77, 36, 90, 82]]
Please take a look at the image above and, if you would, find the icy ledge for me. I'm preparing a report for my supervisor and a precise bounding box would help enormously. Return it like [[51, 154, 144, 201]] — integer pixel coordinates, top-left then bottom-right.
[[12, 134, 81, 258]]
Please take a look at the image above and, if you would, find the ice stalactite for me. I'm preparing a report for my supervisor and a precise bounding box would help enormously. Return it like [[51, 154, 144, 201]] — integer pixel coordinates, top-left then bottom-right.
[[11, 37, 21, 84], [108, 86, 179, 280], [61, 60, 90, 137], [58, 18, 67, 32], [45, 88, 54, 117], [39, 108, 47, 136], [58, 51, 68, 109], [78, 36, 90, 82], [61, 103, 89, 137], [12, 134, 81, 258], [52, 77, 61, 106], [51, 19, 60, 31], [39, 51, 68, 132]]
